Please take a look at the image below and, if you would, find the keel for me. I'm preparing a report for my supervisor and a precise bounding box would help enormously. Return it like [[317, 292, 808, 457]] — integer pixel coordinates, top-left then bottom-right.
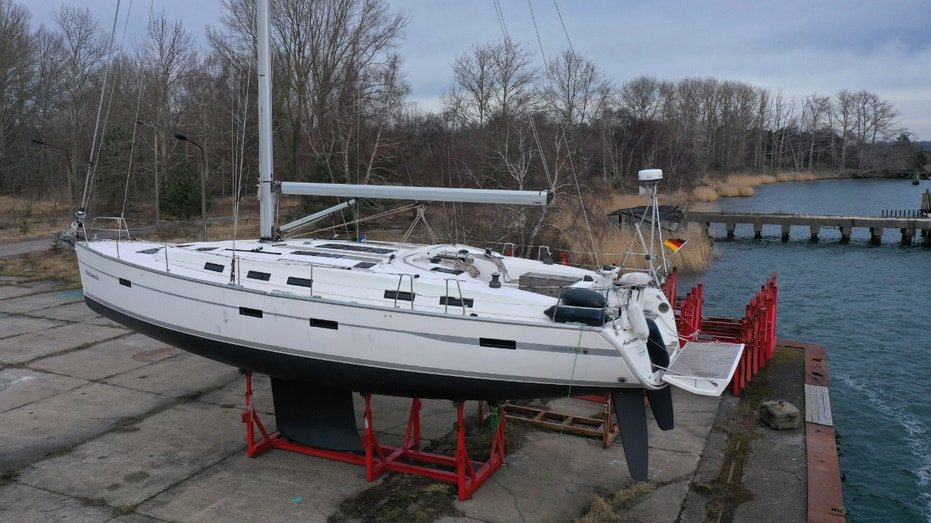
[[271, 377, 363, 453]]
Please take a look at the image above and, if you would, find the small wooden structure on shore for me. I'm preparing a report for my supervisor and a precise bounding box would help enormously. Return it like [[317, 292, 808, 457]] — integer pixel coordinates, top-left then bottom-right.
[[688, 211, 931, 244]]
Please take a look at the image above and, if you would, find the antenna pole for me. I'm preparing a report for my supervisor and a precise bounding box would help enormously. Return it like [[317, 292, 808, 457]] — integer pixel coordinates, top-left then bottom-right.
[[256, 0, 275, 239]]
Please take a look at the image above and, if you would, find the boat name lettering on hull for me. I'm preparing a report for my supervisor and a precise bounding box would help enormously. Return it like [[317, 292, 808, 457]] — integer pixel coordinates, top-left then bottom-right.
[[84, 270, 99, 281], [547, 346, 584, 354]]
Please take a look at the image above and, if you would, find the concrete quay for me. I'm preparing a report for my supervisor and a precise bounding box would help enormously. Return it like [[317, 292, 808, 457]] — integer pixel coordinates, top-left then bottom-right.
[[0, 280, 818, 522]]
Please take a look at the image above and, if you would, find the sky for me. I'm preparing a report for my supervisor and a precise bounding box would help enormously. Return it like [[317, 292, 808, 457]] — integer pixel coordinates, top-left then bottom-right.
[[28, 0, 931, 140]]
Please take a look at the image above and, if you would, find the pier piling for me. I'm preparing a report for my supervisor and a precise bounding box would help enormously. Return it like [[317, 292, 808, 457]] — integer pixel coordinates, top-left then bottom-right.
[[688, 211, 931, 245], [839, 226, 851, 243]]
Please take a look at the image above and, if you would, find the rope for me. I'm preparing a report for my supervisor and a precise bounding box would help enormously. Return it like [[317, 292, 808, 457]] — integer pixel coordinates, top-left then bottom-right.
[[553, 0, 575, 53], [289, 204, 420, 238], [121, 41, 146, 218], [81, 0, 122, 210], [496, 324, 586, 519], [526, 0, 547, 63], [492, 0, 510, 41]]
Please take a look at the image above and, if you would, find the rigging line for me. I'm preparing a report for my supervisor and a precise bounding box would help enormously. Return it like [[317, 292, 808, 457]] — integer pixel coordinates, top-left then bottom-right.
[[563, 127, 600, 267], [81, 0, 123, 209], [233, 65, 253, 255], [552, 0, 574, 53], [121, 55, 147, 218], [492, 0, 510, 41], [526, 0, 547, 64]]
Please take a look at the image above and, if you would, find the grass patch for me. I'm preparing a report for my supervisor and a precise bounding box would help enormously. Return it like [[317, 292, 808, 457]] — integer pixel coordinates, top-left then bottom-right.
[[0, 247, 80, 286], [574, 481, 657, 522]]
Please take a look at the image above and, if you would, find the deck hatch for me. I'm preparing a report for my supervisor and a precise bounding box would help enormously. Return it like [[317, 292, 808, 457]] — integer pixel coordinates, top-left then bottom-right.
[[353, 261, 377, 269], [318, 243, 395, 254], [137, 247, 161, 254], [291, 250, 343, 259], [247, 271, 271, 281], [479, 338, 516, 350], [204, 262, 225, 273], [239, 307, 263, 318], [309, 318, 339, 330]]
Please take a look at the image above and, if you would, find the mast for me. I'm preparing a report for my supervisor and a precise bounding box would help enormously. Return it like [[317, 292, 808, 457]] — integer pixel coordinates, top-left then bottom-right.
[[256, 0, 275, 239]]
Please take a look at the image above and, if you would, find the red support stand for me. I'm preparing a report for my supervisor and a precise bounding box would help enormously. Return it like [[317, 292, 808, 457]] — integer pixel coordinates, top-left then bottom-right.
[[240, 372, 505, 500]]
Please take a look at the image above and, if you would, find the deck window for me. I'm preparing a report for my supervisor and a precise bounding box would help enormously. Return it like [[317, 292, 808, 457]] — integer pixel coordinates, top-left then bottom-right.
[[440, 296, 473, 308], [247, 271, 271, 281], [287, 277, 313, 288], [309, 318, 338, 330], [136, 247, 161, 254], [204, 262, 225, 273], [384, 290, 415, 301], [479, 338, 516, 350], [353, 261, 377, 269]]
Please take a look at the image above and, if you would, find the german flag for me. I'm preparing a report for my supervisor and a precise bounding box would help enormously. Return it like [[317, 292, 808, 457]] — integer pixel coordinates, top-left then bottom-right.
[[663, 238, 687, 252]]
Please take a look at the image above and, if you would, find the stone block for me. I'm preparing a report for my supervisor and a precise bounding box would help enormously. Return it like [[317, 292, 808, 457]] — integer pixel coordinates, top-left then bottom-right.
[[759, 400, 800, 430]]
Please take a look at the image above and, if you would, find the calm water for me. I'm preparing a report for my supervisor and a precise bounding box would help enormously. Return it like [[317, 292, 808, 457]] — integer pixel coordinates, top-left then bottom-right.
[[678, 178, 931, 522]]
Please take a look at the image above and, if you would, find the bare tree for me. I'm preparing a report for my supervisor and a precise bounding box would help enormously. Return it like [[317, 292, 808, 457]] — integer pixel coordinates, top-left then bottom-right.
[[141, 8, 196, 221], [54, 5, 106, 206], [446, 43, 495, 127], [544, 49, 610, 126]]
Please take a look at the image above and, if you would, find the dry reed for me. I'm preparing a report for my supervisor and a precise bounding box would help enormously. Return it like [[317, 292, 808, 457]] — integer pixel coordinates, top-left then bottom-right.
[[692, 186, 718, 202]]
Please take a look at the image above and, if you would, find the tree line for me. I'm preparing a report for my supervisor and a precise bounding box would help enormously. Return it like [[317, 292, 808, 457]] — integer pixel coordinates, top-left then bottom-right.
[[0, 0, 923, 247]]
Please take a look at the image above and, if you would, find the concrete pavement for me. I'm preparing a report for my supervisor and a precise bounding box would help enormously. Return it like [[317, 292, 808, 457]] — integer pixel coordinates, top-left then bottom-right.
[[0, 279, 801, 522]]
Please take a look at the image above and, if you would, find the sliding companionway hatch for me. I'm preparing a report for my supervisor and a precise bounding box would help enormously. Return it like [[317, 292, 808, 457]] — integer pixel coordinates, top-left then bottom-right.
[[662, 341, 745, 396]]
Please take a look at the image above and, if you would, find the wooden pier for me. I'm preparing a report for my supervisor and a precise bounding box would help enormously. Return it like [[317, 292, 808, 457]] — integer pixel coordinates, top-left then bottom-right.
[[688, 211, 931, 244]]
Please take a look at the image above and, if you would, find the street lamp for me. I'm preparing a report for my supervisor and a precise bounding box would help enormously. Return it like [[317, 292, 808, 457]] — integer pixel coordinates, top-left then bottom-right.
[[173, 133, 208, 242], [135, 121, 161, 225]]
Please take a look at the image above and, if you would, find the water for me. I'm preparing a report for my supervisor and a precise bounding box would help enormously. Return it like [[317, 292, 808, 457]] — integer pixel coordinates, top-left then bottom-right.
[[678, 178, 931, 522]]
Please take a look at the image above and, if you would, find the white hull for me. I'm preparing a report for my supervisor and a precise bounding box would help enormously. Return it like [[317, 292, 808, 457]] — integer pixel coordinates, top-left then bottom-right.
[[75, 237, 679, 399]]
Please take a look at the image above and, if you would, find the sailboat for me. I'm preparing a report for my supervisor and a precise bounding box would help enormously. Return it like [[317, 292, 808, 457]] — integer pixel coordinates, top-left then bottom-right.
[[69, 0, 743, 481]]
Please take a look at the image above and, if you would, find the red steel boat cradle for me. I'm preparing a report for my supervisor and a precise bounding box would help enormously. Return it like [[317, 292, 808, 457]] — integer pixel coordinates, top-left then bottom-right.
[[666, 273, 778, 396], [240, 372, 506, 500]]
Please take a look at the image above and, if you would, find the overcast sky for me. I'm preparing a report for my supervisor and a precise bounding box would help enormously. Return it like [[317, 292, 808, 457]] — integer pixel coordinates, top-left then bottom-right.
[[29, 0, 931, 139]]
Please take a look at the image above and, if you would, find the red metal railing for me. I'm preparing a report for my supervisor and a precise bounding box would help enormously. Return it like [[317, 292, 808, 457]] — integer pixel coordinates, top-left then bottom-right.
[[674, 282, 703, 344], [673, 273, 778, 396]]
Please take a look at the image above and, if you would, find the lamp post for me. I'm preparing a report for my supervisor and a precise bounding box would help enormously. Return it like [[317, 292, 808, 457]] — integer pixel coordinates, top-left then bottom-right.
[[173, 133, 208, 241], [135, 121, 160, 225], [32, 138, 73, 208]]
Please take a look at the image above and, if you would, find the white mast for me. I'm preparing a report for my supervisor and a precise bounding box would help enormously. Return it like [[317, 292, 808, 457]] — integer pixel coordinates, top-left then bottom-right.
[[257, 0, 275, 239]]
